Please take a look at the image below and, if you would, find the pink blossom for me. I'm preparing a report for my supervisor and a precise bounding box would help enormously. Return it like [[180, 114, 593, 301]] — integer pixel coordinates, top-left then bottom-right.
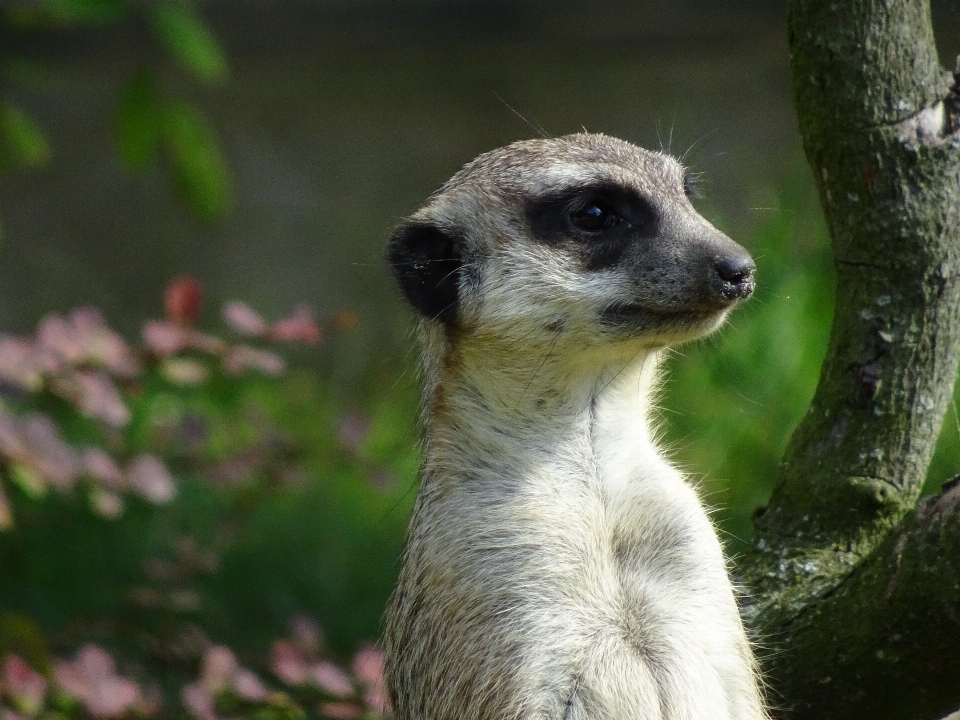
[[222, 301, 268, 337], [199, 647, 237, 694], [351, 647, 385, 689], [181, 682, 216, 720], [290, 615, 321, 656], [143, 322, 226, 358], [231, 669, 268, 702], [82, 447, 124, 490], [336, 414, 369, 454], [20, 414, 82, 491], [2, 655, 47, 715], [126, 455, 176, 504], [165, 277, 203, 328], [319, 702, 362, 719], [311, 661, 354, 698], [222, 346, 285, 377], [67, 371, 131, 427], [269, 305, 320, 344], [0, 338, 44, 391], [69, 308, 139, 378], [270, 641, 308, 686], [37, 313, 85, 365], [0, 411, 26, 459], [352, 647, 390, 714], [54, 645, 142, 719], [142, 321, 190, 356]]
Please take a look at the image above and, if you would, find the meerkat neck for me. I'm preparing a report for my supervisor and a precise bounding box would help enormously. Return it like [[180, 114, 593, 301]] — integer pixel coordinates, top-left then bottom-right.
[[421, 333, 666, 482]]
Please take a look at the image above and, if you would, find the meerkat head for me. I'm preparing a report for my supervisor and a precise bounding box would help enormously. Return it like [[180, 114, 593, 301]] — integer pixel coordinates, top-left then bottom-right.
[[388, 133, 754, 356]]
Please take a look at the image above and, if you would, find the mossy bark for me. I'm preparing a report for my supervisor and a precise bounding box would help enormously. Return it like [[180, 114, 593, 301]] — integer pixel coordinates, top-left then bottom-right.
[[740, 2, 960, 719]]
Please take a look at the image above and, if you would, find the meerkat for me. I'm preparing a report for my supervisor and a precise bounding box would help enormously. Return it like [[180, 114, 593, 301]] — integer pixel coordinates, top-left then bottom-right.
[[384, 133, 767, 720]]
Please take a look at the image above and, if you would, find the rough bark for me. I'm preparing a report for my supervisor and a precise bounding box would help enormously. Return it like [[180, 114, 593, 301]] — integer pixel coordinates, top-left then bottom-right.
[[740, 2, 960, 719]]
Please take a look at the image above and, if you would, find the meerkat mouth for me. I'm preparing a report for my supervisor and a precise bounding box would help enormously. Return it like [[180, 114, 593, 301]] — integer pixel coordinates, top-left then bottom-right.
[[599, 303, 727, 330]]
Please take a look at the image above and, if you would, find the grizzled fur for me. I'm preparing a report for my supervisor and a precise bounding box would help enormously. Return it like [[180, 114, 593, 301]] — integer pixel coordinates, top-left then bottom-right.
[[385, 133, 768, 720]]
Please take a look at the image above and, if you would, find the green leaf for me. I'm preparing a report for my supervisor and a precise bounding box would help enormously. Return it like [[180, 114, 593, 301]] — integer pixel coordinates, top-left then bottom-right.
[[151, 1, 228, 84], [162, 99, 231, 220], [0, 104, 50, 168], [0, 612, 52, 674], [8, 463, 46, 499], [46, 0, 128, 23], [116, 69, 162, 171]]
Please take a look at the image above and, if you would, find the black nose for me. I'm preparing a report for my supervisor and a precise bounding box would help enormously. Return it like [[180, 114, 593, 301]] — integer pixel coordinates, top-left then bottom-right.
[[712, 256, 756, 300]]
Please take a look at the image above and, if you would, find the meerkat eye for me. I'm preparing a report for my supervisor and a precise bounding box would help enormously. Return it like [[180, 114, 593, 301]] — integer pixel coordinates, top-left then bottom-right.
[[570, 201, 623, 232]]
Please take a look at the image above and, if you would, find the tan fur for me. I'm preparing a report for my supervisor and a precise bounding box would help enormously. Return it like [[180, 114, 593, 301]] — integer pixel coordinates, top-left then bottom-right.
[[385, 133, 768, 720]]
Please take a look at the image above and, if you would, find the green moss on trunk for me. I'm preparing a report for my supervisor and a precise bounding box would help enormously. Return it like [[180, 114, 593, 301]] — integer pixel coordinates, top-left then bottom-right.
[[742, 2, 960, 718]]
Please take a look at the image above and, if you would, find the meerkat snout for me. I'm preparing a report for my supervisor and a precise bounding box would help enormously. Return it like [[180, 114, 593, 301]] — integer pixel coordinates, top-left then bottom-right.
[[712, 254, 756, 301]]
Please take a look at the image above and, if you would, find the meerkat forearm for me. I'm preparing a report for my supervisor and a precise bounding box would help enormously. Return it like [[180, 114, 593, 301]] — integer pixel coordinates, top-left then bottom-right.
[[385, 133, 768, 720]]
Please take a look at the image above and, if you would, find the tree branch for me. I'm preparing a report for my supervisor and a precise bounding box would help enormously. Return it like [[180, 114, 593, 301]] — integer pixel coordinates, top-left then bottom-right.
[[751, 480, 960, 720], [741, 2, 960, 717]]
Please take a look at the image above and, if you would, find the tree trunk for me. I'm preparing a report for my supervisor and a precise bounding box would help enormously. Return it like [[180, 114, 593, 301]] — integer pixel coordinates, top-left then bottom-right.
[[741, 2, 960, 719]]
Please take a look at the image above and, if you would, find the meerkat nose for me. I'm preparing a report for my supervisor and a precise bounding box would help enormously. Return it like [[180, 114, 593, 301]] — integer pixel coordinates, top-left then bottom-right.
[[712, 255, 756, 300]]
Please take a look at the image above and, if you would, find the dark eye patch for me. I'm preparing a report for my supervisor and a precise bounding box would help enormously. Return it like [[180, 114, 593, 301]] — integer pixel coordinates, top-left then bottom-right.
[[526, 182, 660, 270]]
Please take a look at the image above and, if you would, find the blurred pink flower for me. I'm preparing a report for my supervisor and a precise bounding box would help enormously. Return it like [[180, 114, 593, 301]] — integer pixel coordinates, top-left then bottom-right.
[[270, 641, 308, 686], [126, 455, 176, 504], [165, 277, 203, 328], [352, 647, 390, 714], [269, 305, 320, 344], [2, 655, 47, 716], [37, 313, 85, 365], [311, 662, 353, 698], [0, 411, 81, 495], [0, 411, 26, 461], [142, 321, 190, 356], [222, 301, 268, 337], [183, 646, 272, 720], [199, 647, 237, 694], [82, 447, 124, 490], [32, 310, 139, 381], [351, 647, 385, 689], [181, 682, 215, 720], [290, 615, 322, 656], [69, 308, 139, 378], [336, 414, 369, 454], [56, 371, 131, 428], [231, 669, 268, 703], [0, 338, 45, 392], [54, 645, 142, 719], [142, 322, 225, 358], [19, 414, 82, 491], [319, 702, 362, 719], [222, 346, 285, 376]]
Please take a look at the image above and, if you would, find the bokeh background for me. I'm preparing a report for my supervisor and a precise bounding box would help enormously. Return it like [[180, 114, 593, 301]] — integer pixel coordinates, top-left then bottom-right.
[[1, 0, 960, 703]]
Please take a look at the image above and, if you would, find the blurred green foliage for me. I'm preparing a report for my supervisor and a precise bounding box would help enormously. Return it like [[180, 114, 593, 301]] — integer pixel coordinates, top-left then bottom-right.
[[1, 0, 231, 221]]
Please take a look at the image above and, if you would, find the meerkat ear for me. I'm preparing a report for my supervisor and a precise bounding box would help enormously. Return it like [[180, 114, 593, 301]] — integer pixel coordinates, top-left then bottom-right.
[[388, 221, 463, 324]]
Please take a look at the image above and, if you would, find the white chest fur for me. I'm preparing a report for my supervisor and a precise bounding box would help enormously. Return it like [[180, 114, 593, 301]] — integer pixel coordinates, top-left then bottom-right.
[[385, 342, 767, 720]]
